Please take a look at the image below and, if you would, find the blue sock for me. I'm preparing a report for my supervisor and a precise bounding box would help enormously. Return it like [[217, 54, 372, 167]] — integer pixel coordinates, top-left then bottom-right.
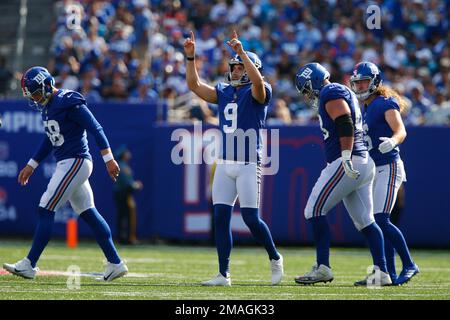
[[375, 213, 414, 269], [80, 208, 121, 264], [384, 238, 396, 277], [214, 204, 233, 277], [27, 207, 55, 268], [309, 216, 331, 268], [241, 208, 280, 261], [360, 222, 387, 273]]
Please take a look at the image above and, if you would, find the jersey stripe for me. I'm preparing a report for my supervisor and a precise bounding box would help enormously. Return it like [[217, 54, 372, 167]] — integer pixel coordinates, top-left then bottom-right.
[[385, 161, 397, 212], [382, 163, 393, 213], [44, 159, 79, 210], [46, 158, 83, 211], [313, 166, 345, 217]]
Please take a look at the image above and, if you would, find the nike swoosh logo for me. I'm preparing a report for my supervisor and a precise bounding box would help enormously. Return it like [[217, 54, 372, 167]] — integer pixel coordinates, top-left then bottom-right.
[[67, 93, 73, 98], [14, 268, 28, 273], [104, 271, 114, 281], [378, 171, 383, 173]]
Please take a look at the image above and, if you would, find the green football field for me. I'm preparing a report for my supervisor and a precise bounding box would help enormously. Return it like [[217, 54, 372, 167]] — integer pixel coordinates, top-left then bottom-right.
[[0, 240, 449, 300]]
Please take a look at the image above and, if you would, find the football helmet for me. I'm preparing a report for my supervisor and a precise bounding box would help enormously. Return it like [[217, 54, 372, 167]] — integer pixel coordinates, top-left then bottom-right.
[[21, 66, 55, 110], [226, 51, 263, 87], [294, 62, 330, 109], [350, 61, 382, 100]]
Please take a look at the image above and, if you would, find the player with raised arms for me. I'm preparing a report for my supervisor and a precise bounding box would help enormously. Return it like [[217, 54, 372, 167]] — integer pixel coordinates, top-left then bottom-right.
[[294, 62, 392, 286], [350, 61, 419, 285], [3, 67, 128, 281], [184, 30, 283, 286]]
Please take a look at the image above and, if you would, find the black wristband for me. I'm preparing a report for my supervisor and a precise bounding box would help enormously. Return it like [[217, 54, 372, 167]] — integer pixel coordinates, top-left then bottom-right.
[[186, 56, 195, 61], [335, 113, 354, 137]]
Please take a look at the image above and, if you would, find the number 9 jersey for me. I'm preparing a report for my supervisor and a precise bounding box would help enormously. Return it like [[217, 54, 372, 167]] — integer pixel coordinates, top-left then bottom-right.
[[318, 83, 367, 163], [215, 81, 272, 163]]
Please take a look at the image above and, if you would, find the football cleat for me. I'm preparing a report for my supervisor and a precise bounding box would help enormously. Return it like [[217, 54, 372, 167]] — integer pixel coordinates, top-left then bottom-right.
[[395, 264, 419, 285], [3, 257, 39, 279], [295, 264, 334, 285], [103, 261, 128, 281], [201, 273, 231, 286], [354, 269, 392, 287], [270, 254, 284, 285]]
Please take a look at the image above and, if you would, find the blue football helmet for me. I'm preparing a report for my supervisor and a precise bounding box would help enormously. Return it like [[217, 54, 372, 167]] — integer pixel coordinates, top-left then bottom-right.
[[226, 51, 263, 87], [350, 62, 382, 100], [21, 66, 55, 110], [294, 62, 330, 109]]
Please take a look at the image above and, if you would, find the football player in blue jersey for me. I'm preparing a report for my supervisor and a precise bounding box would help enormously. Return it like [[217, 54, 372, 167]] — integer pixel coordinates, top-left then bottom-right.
[[350, 62, 419, 285], [3, 67, 128, 281], [293, 62, 392, 286], [184, 30, 283, 286]]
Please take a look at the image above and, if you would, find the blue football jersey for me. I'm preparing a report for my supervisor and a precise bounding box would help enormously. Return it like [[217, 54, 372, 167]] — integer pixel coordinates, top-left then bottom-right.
[[35, 89, 109, 162], [363, 95, 400, 166], [215, 82, 271, 163], [318, 83, 367, 163]]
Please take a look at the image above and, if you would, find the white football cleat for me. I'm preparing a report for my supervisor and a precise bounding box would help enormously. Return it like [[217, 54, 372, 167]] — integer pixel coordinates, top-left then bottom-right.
[[3, 257, 39, 279], [201, 273, 231, 286], [270, 255, 284, 285], [354, 269, 392, 287], [103, 261, 128, 281], [295, 264, 334, 285]]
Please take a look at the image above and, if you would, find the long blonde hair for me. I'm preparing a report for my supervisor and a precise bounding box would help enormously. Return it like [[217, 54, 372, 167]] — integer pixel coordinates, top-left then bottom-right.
[[375, 85, 407, 113]]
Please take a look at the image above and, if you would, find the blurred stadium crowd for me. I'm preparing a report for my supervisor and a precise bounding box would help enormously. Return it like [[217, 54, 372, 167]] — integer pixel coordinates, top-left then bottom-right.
[[0, 0, 448, 125]]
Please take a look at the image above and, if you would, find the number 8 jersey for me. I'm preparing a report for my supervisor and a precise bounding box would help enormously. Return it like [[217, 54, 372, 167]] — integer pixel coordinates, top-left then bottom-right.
[[318, 83, 367, 163], [215, 82, 272, 163], [32, 89, 110, 163]]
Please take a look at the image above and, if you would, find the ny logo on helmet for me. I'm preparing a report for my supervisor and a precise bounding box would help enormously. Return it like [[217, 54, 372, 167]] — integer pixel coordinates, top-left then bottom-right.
[[300, 68, 313, 79], [33, 72, 47, 85]]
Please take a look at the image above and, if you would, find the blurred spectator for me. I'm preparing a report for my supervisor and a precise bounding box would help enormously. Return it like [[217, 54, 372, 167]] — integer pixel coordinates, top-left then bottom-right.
[[267, 98, 292, 125], [187, 95, 219, 125], [424, 90, 450, 125], [405, 83, 434, 125], [132, 0, 153, 65], [48, 0, 449, 126], [128, 78, 158, 103], [55, 65, 79, 91]]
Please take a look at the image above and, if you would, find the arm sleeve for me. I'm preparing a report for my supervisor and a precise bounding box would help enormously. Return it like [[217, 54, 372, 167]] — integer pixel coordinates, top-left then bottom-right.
[[215, 83, 223, 101], [383, 98, 401, 113], [32, 136, 53, 163], [67, 104, 110, 150], [254, 82, 272, 105]]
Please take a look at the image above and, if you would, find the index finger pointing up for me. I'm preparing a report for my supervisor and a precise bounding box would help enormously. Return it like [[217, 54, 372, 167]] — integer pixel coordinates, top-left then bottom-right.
[[190, 30, 195, 41], [232, 30, 238, 39]]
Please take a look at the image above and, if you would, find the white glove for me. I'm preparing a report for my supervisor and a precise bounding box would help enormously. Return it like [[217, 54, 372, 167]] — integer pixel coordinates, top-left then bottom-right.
[[341, 150, 360, 179], [378, 137, 396, 154]]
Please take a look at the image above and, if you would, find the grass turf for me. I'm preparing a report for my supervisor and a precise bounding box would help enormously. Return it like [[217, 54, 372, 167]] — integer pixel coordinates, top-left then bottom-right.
[[0, 240, 449, 300]]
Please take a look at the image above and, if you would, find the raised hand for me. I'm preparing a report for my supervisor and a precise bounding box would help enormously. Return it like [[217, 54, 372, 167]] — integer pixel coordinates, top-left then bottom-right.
[[226, 30, 244, 55], [183, 30, 196, 57]]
